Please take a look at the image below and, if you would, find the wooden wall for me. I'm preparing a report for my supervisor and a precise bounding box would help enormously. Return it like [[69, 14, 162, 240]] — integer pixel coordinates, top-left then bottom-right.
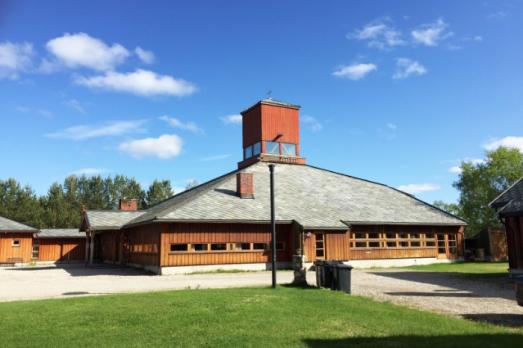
[[506, 215, 523, 270], [303, 231, 350, 262], [95, 225, 161, 267], [160, 223, 292, 267], [37, 238, 85, 262], [302, 225, 463, 262], [0, 233, 33, 263]]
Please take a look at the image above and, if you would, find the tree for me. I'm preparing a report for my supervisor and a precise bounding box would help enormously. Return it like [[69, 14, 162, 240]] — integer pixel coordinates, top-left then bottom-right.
[[185, 179, 199, 190], [454, 147, 523, 236], [0, 178, 43, 228], [433, 200, 462, 217], [146, 180, 174, 207]]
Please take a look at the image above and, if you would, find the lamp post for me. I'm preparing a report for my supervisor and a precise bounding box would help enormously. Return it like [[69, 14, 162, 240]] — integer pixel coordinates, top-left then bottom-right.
[[269, 164, 277, 288]]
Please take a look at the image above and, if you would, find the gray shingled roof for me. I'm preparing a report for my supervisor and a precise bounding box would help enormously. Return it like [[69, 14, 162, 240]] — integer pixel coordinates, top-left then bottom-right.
[[85, 211, 145, 230], [490, 177, 523, 216], [0, 216, 37, 232], [38, 229, 86, 238], [103, 162, 464, 230]]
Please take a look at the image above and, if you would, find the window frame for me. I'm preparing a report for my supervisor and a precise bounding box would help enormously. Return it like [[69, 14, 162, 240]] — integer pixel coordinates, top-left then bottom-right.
[[11, 239, 21, 247], [281, 143, 296, 156], [265, 141, 280, 155]]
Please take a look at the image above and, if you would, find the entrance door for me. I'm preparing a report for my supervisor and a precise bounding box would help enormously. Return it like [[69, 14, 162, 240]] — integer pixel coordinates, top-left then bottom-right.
[[437, 233, 447, 259], [315, 233, 325, 260]]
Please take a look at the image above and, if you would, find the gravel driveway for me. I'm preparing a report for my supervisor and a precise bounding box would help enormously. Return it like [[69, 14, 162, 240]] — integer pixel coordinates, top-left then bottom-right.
[[351, 269, 523, 327], [0, 265, 294, 302]]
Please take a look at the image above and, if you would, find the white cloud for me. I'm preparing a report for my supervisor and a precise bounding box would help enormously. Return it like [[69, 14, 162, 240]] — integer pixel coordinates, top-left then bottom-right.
[[393, 58, 427, 79], [0, 42, 34, 79], [332, 63, 377, 80], [75, 69, 197, 97], [411, 18, 453, 46], [487, 11, 507, 20], [63, 99, 86, 114], [386, 123, 397, 130], [46, 120, 145, 140], [397, 183, 440, 194], [301, 115, 323, 132], [484, 136, 523, 152], [200, 154, 231, 161], [135, 47, 155, 64], [449, 166, 462, 174], [69, 168, 108, 176], [46, 33, 129, 71], [119, 134, 183, 159], [159, 115, 203, 134], [348, 18, 404, 49], [220, 114, 242, 125]]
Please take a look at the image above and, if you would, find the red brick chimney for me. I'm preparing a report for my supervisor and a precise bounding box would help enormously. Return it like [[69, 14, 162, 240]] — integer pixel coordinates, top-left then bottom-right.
[[236, 172, 254, 199], [119, 198, 138, 211]]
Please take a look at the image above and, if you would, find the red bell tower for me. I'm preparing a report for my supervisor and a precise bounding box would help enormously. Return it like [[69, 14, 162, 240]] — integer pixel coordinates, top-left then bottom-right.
[[238, 99, 306, 169]]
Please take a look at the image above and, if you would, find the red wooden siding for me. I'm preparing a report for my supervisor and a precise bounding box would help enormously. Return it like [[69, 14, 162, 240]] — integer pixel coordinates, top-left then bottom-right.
[[160, 223, 292, 267], [0, 233, 33, 263], [37, 238, 85, 262]]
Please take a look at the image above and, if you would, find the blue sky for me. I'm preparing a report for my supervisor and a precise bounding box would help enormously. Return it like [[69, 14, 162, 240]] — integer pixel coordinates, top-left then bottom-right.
[[1, 0, 522, 202]]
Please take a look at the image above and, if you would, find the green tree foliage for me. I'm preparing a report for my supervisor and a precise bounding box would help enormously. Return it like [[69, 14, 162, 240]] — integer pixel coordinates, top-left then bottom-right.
[[0, 175, 174, 229], [453, 147, 523, 236], [146, 180, 174, 207], [0, 178, 43, 228], [433, 200, 462, 217]]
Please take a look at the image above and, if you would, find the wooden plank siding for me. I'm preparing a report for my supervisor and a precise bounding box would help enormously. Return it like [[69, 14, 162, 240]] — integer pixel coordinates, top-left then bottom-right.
[[302, 231, 351, 262], [37, 238, 86, 262], [0, 233, 33, 263], [160, 223, 293, 267], [303, 225, 463, 262]]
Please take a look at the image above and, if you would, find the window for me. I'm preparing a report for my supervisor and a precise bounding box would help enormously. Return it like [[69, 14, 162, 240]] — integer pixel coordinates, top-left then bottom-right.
[[170, 244, 188, 252], [252, 142, 261, 156], [231, 243, 251, 251], [276, 242, 285, 251], [211, 243, 227, 251], [265, 141, 280, 155], [281, 143, 296, 156], [12, 239, 20, 247], [253, 243, 269, 250], [437, 233, 446, 254], [448, 234, 457, 255], [192, 243, 209, 252], [32, 239, 39, 259], [244, 145, 253, 159]]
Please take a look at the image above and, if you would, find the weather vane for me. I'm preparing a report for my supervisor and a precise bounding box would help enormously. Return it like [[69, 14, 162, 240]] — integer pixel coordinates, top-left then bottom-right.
[[266, 90, 272, 100]]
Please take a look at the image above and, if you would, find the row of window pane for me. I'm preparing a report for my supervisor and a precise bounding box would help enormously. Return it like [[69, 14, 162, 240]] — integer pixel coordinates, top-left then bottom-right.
[[244, 141, 296, 159], [351, 232, 442, 249], [170, 242, 285, 253]]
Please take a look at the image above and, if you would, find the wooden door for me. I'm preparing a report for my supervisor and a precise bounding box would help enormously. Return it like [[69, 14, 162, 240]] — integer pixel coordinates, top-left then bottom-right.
[[437, 233, 447, 259]]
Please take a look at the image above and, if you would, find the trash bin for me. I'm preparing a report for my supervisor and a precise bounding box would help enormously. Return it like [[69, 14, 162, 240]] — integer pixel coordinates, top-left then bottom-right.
[[326, 261, 341, 290], [336, 264, 353, 294], [516, 277, 523, 307], [314, 260, 325, 288]]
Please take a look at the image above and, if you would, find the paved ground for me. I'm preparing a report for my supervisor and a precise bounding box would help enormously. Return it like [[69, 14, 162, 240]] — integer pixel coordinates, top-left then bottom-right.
[[0, 265, 294, 302], [2, 265, 523, 327], [351, 269, 523, 327]]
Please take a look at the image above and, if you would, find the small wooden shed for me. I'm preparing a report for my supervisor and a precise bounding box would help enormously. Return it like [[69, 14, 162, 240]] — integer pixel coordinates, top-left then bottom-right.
[[0, 216, 37, 265]]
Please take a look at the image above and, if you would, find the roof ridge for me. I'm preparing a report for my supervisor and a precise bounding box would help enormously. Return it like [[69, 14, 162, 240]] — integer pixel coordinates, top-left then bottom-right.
[[304, 164, 467, 224], [489, 176, 523, 208], [124, 164, 256, 227]]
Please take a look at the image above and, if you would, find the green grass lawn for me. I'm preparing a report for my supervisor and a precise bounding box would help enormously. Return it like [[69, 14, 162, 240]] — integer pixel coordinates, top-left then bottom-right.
[[401, 262, 509, 278], [0, 286, 522, 347]]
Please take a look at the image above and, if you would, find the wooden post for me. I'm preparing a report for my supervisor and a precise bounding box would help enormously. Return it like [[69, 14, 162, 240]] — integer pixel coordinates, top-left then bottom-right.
[[89, 232, 95, 265]]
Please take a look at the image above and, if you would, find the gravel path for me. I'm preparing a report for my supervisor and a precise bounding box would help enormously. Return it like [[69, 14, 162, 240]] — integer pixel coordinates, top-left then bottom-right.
[[351, 269, 523, 327], [0, 265, 294, 302]]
